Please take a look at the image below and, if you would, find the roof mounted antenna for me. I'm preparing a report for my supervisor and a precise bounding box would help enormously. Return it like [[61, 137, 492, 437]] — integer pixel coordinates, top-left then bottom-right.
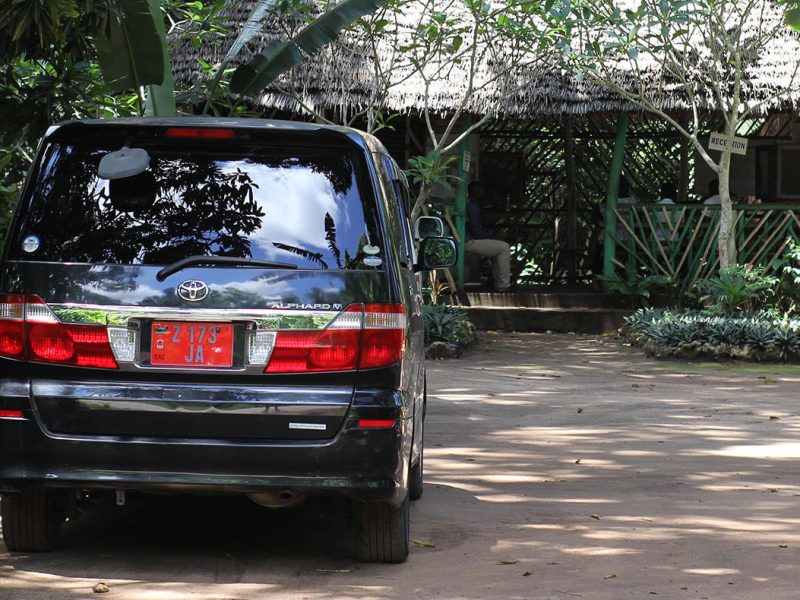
[[98, 146, 150, 180]]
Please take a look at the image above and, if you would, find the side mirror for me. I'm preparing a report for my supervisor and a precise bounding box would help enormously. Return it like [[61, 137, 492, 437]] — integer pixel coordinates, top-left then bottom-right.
[[416, 237, 457, 271], [414, 216, 444, 239]]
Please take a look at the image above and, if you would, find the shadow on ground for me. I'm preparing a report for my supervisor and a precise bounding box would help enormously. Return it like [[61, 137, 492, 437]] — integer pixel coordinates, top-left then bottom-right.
[[2, 332, 800, 599]]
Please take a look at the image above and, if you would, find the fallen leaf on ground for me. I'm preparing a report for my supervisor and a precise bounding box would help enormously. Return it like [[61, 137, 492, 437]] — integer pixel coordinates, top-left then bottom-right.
[[603, 574, 617, 580], [498, 560, 519, 565], [93, 583, 110, 594], [590, 514, 601, 520], [522, 571, 533, 577], [412, 539, 436, 548]]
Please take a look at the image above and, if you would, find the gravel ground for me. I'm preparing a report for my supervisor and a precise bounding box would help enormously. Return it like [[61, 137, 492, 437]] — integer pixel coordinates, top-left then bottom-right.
[[2, 332, 800, 599]]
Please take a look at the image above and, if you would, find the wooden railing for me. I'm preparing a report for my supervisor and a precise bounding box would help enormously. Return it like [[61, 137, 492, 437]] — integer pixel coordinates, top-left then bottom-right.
[[610, 204, 800, 284]]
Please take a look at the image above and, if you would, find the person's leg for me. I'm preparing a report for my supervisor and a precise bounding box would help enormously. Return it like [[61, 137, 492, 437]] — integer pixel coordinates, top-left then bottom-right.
[[465, 239, 511, 289]]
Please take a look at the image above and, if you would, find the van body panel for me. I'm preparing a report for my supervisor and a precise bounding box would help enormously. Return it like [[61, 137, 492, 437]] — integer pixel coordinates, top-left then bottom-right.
[[0, 118, 426, 511]]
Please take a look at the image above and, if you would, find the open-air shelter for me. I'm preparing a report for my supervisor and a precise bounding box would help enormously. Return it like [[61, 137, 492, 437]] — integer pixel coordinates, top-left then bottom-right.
[[172, 0, 800, 292]]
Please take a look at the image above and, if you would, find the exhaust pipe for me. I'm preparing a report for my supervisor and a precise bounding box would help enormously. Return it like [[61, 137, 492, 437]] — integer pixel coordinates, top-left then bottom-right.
[[247, 489, 306, 509]]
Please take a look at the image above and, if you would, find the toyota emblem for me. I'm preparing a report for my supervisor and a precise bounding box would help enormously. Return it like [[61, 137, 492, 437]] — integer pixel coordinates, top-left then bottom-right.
[[177, 280, 209, 302]]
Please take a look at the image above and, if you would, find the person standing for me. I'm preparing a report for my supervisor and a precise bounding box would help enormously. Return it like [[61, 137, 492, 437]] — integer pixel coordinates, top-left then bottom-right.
[[655, 182, 676, 242], [465, 182, 512, 291], [703, 179, 721, 205]]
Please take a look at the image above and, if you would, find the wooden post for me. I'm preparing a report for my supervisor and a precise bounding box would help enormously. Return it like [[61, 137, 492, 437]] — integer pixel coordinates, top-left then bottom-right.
[[455, 115, 471, 290], [603, 114, 630, 284], [564, 118, 578, 283]]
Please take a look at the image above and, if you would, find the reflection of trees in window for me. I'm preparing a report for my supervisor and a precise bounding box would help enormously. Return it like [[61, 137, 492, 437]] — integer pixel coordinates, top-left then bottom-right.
[[343, 233, 370, 269], [272, 242, 328, 269], [19, 142, 377, 270], [25, 145, 264, 264], [324, 212, 342, 269]]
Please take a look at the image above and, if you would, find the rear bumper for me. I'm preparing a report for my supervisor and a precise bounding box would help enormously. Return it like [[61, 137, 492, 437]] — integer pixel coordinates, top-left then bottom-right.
[[0, 405, 412, 505]]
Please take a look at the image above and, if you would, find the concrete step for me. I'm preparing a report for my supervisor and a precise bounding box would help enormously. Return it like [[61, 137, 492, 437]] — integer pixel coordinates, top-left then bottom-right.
[[461, 306, 631, 334], [447, 291, 631, 309]]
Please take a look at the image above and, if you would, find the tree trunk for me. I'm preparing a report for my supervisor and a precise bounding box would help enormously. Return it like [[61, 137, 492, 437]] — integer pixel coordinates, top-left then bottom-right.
[[717, 117, 738, 270], [410, 181, 430, 221]]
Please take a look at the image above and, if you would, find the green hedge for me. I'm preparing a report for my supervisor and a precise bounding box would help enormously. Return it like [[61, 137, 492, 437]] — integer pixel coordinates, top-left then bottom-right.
[[423, 304, 477, 348], [622, 308, 800, 362]]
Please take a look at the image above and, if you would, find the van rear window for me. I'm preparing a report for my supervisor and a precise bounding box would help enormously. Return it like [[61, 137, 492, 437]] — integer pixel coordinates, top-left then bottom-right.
[[10, 140, 381, 269]]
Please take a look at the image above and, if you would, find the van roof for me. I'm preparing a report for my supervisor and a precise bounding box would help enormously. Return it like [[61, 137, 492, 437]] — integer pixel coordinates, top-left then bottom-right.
[[46, 117, 384, 153]]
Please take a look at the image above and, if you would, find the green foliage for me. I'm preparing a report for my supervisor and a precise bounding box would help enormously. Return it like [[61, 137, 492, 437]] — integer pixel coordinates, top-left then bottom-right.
[[599, 274, 671, 307], [694, 264, 779, 315], [406, 150, 460, 192], [230, 0, 388, 96], [423, 271, 451, 306], [782, 1, 800, 30], [0, 0, 80, 59], [95, 0, 165, 93], [423, 304, 476, 348], [622, 308, 800, 362], [202, 0, 283, 107], [771, 237, 800, 315]]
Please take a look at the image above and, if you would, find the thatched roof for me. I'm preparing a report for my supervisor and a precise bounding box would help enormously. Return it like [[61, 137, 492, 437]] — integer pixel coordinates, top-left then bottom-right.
[[171, 0, 800, 119]]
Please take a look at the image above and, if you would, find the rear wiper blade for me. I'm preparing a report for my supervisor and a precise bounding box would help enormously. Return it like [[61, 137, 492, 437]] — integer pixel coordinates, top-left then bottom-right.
[[156, 255, 297, 281]]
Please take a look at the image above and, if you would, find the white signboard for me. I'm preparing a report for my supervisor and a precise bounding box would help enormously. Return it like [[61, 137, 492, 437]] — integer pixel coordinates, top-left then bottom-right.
[[708, 132, 748, 156]]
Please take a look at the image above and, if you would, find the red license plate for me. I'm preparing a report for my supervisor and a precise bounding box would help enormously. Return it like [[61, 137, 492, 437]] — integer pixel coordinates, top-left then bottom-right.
[[150, 322, 234, 367]]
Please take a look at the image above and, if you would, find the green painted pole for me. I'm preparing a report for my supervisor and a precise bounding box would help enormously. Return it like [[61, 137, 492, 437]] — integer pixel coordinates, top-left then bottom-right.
[[455, 115, 471, 290], [603, 113, 630, 284]]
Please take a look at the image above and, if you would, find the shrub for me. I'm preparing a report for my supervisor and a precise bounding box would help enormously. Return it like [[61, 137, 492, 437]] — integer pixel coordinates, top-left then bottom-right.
[[693, 264, 778, 314], [599, 274, 672, 307], [423, 304, 477, 347], [771, 237, 800, 316], [622, 308, 800, 362]]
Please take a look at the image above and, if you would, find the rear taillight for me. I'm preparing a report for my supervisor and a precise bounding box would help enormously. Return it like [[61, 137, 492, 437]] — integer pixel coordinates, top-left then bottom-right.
[[165, 127, 235, 139], [360, 304, 406, 369], [0, 294, 24, 359], [265, 304, 406, 373], [0, 294, 118, 369]]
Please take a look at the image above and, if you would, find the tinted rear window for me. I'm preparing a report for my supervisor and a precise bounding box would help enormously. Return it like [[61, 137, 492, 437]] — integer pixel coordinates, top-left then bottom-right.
[[10, 137, 382, 269]]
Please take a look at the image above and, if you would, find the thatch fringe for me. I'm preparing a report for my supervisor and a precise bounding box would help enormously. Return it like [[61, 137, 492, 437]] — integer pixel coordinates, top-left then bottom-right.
[[170, 0, 800, 119]]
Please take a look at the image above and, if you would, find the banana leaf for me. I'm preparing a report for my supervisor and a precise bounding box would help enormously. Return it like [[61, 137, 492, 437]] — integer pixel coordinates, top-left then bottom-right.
[[95, 0, 165, 93], [206, 0, 282, 100], [230, 0, 388, 96], [143, 0, 175, 115]]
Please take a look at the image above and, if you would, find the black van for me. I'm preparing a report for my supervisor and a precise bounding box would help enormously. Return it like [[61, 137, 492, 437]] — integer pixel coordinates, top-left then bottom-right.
[[0, 118, 456, 563]]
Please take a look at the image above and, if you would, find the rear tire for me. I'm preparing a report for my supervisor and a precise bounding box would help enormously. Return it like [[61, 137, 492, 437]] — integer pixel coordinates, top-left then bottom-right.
[[354, 494, 410, 563], [1, 490, 65, 552]]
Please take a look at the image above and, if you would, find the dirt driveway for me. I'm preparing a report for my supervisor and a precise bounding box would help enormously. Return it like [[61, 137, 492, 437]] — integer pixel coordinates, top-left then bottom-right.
[[2, 333, 800, 599]]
